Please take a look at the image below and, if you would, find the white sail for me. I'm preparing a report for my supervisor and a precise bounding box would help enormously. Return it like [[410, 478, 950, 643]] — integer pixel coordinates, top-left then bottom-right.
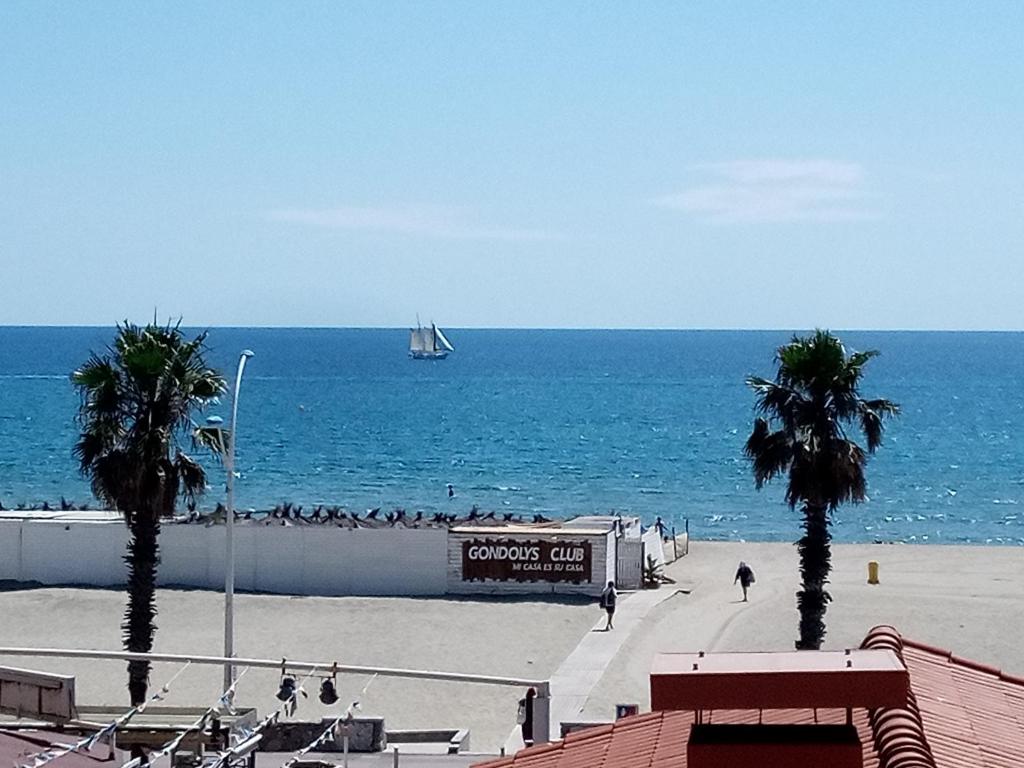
[[409, 328, 429, 353], [434, 325, 455, 352]]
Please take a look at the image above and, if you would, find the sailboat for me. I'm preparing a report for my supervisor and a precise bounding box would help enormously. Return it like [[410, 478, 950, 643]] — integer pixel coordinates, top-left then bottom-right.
[[409, 319, 455, 360]]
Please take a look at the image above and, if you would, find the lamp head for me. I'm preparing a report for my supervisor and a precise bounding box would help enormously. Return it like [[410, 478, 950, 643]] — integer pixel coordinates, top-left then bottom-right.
[[206, 416, 225, 426], [319, 678, 339, 705], [276, 676, 297, 702], [241, 349, 254, 358]]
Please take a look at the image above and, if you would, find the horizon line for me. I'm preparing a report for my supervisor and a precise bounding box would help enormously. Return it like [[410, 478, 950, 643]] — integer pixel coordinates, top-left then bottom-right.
[[2, 323, 1024, 334]]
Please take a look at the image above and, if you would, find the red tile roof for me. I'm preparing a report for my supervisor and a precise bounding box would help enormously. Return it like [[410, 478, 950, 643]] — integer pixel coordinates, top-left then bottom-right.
[[477, 625, 1024, 768]]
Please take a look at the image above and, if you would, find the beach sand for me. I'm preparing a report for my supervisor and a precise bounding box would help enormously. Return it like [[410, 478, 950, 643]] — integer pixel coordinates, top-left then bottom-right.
[[0, 541, 1020, 753]]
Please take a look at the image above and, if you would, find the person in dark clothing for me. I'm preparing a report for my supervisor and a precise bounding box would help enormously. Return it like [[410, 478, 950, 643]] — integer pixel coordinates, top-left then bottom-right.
[[734, 561, 755, 601], [517, 687, 536, 746], [600, 581, 617, 630]]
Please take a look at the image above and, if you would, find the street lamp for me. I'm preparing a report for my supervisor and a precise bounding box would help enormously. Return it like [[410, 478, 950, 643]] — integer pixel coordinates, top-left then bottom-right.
[[217, 352, 252, 696]]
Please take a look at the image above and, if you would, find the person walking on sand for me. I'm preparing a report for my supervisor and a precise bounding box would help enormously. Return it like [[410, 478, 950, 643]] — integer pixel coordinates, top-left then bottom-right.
[[734, 561, 755, 602], [600, 581, 617, 630]]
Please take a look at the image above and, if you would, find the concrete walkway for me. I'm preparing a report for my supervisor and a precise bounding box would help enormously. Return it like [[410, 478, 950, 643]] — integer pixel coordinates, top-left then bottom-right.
[[502, 586, 683, 754]]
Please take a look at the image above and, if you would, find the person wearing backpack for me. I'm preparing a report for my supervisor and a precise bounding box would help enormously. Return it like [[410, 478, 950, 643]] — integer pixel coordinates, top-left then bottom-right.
[[734, 561, 755, 602], [600, 581, 617, 630]]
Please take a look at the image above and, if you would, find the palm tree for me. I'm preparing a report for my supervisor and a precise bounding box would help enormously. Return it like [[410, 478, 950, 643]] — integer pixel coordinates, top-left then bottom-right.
[[73, 322, 225, 704], [744, 330, 898, 650]]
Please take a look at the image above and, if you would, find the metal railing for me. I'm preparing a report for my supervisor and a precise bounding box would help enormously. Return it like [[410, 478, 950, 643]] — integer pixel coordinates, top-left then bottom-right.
[[0, 646, 552, 743]]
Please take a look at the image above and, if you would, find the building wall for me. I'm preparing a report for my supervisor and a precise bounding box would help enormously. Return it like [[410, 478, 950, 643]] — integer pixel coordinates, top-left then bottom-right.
[[0, 520, 448, 596], [0, 519, 630, 597], [4, 520, 128, 587], [0, 521, 23, 581], [445, 529, 615, 597]]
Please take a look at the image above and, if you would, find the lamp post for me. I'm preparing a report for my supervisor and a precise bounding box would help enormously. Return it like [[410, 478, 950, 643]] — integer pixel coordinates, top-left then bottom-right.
[[221, 349, 253, 693]]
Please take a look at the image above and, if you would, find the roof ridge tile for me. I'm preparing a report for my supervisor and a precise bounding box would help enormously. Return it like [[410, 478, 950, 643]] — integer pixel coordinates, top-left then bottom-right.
[[861, 626, 938, 768]]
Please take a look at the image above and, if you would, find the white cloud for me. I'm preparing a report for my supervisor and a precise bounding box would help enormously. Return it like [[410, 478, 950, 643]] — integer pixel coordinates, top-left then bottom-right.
[[268, 205, 553, 241], [655, 159, 878, 223]]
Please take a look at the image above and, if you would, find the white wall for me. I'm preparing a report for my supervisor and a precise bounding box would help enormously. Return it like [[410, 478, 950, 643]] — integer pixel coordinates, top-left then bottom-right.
[[641, 526, 666, 569], [1, 520, 128, 587], [0, 522, 23, 581], [0, 521, 448, 596]]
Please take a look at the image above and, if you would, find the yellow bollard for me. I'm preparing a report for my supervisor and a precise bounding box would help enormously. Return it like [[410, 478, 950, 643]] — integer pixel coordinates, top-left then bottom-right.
[[867, 560, 879, 585]]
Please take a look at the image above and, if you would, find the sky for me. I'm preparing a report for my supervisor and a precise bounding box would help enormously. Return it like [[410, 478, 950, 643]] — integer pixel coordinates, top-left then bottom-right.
[[1, 1, 1022, 330]]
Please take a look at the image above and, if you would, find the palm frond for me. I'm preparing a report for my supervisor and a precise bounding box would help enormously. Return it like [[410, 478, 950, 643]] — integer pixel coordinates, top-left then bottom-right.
[[192, 425, 229, 459], [174, 452, 207, 503], [830, 440, 868, 505], [862, 398, 900, 417], [744, 419, 793, 488]]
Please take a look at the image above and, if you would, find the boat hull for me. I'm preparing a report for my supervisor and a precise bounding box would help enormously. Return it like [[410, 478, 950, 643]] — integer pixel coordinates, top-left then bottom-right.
[[409, 350, 449, 360]]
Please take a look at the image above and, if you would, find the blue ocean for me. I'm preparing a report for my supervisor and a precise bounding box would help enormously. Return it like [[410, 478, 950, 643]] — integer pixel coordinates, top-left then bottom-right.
[[1, 327, 1022, 545]]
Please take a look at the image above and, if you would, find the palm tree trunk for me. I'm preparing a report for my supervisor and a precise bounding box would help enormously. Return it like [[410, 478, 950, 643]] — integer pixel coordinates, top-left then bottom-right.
[[123, 516, 160, 705], [795, 502, 831, 650]]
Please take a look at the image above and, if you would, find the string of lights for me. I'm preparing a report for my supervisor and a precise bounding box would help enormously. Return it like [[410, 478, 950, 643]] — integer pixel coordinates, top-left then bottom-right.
[[278, 674, 378, 768], [119, 667, 251, 768], [204, 664, 323, 768], [18, 662, 194, 768]]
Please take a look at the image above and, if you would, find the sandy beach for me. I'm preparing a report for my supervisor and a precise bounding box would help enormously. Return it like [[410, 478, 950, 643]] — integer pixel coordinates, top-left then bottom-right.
[[1, 541, 1020, 754]]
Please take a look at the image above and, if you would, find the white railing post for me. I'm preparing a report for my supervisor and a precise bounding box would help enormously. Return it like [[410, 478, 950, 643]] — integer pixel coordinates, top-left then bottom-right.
[[532, 682, 551, 744]]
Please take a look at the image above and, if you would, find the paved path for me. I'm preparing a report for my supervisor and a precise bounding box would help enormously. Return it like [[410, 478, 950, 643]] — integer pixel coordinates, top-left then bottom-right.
[[502, 587, 682, 755]]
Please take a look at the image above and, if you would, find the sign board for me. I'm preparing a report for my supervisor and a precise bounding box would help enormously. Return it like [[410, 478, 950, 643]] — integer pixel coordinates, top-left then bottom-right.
[[0, 665, 77, 722], [462, 538, 592, 583]]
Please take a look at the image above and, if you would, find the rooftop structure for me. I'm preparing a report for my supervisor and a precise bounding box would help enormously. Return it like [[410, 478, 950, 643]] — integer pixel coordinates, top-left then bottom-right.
[[478, 625, 1024, 768], [650, 649, 908, 711]]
